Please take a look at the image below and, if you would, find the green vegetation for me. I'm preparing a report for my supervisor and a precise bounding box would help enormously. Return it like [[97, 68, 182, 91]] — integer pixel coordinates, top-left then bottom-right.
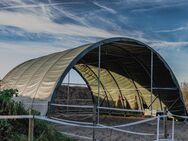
[[0, 89, 76, 141]]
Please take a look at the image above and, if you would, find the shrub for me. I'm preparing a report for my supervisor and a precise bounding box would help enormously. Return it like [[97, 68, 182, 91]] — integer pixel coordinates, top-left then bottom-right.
[[0, 89, 76, 141]]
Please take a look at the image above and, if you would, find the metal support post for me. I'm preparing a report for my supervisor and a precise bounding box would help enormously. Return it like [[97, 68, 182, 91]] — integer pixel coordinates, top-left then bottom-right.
[[150, 51, 153, 115], [92, 104, 97, 141], [67, 71, 70, 112], [157, 115, 160, 141], [163, 107, 168, 139], [97, 45, 101, 124], [28, 109, 34, 141], [172, 117, 175, 141], [93, 45, 101, 141]]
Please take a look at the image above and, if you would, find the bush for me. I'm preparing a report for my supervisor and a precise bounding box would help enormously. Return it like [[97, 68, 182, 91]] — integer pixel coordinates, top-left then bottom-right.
[[0, 89, 76, 141]]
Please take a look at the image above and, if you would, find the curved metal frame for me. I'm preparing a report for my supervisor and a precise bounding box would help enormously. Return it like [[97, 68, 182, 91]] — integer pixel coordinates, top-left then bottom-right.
[[3, 37, 186, 116], [76, 63, 113, 107], [52, 37, 186, 116]]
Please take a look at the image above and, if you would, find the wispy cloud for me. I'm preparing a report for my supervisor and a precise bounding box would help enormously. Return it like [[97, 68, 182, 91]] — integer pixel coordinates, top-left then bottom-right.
[[154, 45, 188, 83], [130, 0, 188, 12], [93, 1, 117, 14], [154, 26, 188, 33], [0, 0, 188, 83], [0, 11, 121, 38], [0, 1, 82, 10], [50, 5, 88, 26], [0, 0, 120, 39], [150, 40, 188, 48]]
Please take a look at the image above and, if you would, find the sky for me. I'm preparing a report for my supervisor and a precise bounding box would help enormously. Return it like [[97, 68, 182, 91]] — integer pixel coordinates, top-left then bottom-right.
[[0, 0, 188, 84]]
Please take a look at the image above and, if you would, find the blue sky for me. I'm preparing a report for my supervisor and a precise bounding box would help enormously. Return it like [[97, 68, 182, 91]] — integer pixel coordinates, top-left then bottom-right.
[[0, 0, 188, 84]]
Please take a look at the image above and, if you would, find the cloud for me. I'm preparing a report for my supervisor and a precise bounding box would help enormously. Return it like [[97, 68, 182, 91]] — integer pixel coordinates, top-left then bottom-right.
[[0, 1, 82, 10], [141, 38, 188, 83], [154, 26, 188, 33], [0, 41, 65, 79], [93, 1, 117, 14], [0, 10, 121, 38], [155, 46, 188, 83], [0, 42, 64, 54], [147, 39, 188, 83], [130, 0, 188, 12], [1, 0, 188, 84], [46, 0, 88, 26], [150, 40, 188, 48]]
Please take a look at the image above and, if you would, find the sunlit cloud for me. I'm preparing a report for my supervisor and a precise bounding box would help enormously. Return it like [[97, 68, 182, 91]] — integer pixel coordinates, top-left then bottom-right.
[[0, 11, 122, 38]]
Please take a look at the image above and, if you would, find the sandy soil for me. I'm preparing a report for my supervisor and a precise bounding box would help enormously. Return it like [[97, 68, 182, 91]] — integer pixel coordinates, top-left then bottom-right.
[[54, 116, 188, 141]]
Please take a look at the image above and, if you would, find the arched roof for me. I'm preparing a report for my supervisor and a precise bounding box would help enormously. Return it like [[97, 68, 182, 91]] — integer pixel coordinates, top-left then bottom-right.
[[2, 37, 187, 116]]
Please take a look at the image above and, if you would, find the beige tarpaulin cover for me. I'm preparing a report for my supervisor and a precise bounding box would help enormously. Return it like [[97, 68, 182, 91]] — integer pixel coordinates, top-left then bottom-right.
[[2, 37, 187, 116]]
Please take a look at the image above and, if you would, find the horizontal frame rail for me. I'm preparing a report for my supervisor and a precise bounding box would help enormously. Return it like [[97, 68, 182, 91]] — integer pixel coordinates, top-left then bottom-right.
[[51, 103, 94, 108], [50, 103, 145, 113]]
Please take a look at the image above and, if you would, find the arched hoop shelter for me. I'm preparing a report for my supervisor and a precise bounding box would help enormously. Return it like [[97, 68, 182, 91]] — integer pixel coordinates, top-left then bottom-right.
[[2, 37, 187, 116]]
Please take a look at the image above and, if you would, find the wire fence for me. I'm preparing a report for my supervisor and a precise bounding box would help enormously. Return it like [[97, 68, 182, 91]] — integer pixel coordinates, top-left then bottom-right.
[[0, 113, 180, 141], [18, 102, 183, 141]]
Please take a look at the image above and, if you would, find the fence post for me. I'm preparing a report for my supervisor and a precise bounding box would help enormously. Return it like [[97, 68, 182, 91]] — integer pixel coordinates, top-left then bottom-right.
[[28, 109, 34, 141], [157, 115, 160, 141], [92, 104, 97, 141], [172, 117, 175, 141], [163, 107, 168, 139]]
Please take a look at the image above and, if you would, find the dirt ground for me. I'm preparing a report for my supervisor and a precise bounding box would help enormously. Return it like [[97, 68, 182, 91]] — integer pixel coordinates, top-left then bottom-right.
[[54, 116, 188, 141]]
